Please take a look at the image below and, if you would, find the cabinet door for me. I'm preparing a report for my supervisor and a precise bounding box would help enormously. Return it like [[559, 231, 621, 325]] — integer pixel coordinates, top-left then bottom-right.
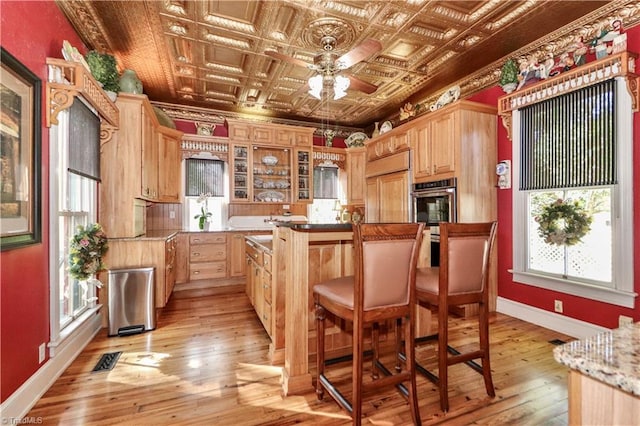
[[411, 124, 432, 179], [175, 233, 189, 284], [230, 144, 250, 202], [157, 129, 182, 202], [229, 233, 248, 277], [141, 107, 158, 200], [365, 178, 379, 223], [431, 112, 456, 176], [165, 237, 177, 305], [378, 171, 410, 222], [347, 148, 366, 205], [252, 125, 274, 143], [294, 148, 312, 203]]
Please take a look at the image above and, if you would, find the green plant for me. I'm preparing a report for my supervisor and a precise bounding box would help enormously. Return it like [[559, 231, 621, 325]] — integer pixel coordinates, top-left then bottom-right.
[[499, 58, 519, 86], [194, 193, 213, 230], [69, 223, 109, 280], [84, 51, 120, 92]]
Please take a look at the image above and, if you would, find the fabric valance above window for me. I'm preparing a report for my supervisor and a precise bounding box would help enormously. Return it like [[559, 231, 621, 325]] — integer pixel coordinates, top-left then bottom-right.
[[519, 79, 616, 190]]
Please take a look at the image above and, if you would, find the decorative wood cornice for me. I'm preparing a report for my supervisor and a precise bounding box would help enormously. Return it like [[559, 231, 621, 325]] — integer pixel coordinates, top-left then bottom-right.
[[497, 51, 639, 140], [45, 58, 119, 144]]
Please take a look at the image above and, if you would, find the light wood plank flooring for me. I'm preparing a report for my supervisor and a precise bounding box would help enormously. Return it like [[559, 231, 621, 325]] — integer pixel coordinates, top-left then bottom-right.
[[27, 282, 573, 425]]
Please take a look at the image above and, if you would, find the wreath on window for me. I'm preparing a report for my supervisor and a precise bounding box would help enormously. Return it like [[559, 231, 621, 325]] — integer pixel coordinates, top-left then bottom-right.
[[535, 199, 592, 246], [69, 223, 109, 281]]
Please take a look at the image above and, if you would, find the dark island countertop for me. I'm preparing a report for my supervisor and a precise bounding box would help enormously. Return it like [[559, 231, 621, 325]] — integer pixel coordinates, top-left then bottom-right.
[[274, 222, 353, 232]]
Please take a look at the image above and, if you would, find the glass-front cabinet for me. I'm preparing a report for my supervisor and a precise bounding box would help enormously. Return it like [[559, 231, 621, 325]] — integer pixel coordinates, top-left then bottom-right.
[[295, 148, 312, 202], [252, 146, 292, 203], [230, 144, 250, 202]]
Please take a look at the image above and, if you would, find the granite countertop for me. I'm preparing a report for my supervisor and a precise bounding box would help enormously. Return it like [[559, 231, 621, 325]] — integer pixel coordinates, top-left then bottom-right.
[[275, 222, 353, 232], [553, 322, 640, 396]]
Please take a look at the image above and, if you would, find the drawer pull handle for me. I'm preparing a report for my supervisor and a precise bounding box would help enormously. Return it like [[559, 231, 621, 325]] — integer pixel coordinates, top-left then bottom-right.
[[194, 271, 200, 275], [193, 252, 200, 256]]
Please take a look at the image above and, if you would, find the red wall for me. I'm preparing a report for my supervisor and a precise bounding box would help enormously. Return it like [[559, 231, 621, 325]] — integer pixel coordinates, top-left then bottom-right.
[[468, 26, 640, 328], [0, 1, 87, 402]]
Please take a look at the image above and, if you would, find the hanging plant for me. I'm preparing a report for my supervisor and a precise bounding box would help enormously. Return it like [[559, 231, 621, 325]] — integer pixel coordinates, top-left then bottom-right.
[[535, 199, 592, 246]]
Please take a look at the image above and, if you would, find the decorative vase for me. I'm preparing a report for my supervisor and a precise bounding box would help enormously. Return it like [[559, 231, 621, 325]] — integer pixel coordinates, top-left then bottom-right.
[[372, 122, 380, 138], [119, 69, 143, 94]]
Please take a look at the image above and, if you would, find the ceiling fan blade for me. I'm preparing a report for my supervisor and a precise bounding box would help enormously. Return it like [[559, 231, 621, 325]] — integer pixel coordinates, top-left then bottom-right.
[[336, 39, 382, 69], [347, 75, 378, 94], [265, 50, 312, 69]]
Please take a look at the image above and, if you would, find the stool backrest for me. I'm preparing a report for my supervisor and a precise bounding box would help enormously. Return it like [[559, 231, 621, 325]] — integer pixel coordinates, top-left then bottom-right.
[[354, 223, 424, 312]]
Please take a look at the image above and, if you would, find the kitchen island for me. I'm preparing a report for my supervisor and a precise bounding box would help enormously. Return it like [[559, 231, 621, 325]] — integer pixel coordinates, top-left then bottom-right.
[[250, 223, 432, 396], [553, 322, 639, 424]]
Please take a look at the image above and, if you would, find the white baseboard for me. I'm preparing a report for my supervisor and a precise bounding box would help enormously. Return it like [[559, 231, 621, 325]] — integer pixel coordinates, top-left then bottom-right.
[[496, 296, 609, 339], [0, 313, 102, 421]]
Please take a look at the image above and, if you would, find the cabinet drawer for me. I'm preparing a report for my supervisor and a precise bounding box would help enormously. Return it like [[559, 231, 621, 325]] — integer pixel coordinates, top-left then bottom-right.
[[190, 233, 227, 245], [263, 252, 272, 272], [262, 301, 272, 335], [245, 244, 263, 264], [189, 261, 226, 280], [190, 243, 226, 262]]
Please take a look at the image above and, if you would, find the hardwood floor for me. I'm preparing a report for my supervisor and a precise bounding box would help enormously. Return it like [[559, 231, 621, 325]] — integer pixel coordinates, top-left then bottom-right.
[[27, 282, 573, 425]]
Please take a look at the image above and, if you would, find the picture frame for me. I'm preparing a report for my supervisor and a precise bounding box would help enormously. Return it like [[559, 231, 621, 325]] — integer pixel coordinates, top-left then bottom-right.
[[1, 47, 42, 250]]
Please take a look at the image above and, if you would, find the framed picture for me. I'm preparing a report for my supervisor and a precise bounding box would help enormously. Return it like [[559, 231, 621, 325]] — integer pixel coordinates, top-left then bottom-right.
[[1, 47, 41, 250]]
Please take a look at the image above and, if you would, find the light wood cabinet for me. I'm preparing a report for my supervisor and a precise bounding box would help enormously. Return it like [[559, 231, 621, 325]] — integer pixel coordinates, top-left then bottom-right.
[[294, 148, 312, 203], [245, 239, 271, 336], [100, 93, 183, 238], [411, 109, 455, 180], [175, 233, 189, 284], [366, 171, 410, 223], [229, 233, 248, 277], [346, 147, 366, 205], [101, 234, 177, 310], [188, 233, 227, 281], [157, 126, 182, 202]]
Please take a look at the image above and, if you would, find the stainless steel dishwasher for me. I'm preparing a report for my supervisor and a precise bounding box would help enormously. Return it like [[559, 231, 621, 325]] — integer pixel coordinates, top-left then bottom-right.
[[107, 267, 156, 336]]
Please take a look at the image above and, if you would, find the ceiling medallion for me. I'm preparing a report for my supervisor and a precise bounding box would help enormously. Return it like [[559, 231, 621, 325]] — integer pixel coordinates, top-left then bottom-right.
[[302, 17, 355, 50]]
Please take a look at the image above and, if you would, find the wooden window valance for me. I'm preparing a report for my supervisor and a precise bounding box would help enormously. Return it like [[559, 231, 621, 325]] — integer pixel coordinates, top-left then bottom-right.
[[498, 51, 639, 140]]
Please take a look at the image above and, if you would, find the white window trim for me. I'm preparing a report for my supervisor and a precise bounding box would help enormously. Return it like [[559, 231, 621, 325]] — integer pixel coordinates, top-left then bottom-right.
[[511, 77, 636, 308], [48, 105, 101, 356]]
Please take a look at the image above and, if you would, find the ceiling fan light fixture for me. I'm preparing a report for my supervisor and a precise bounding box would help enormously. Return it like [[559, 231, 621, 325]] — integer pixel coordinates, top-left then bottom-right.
[[308, 74, 323, 99], [333, 75, 350, 100]]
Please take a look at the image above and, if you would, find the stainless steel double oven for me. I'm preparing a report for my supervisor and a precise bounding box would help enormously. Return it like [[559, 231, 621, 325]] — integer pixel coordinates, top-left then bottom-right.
[[411, 178, 457, 266]]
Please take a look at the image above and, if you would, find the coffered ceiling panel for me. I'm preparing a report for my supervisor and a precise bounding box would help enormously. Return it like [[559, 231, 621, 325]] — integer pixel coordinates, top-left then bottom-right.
[[57, 0, 639, 129]]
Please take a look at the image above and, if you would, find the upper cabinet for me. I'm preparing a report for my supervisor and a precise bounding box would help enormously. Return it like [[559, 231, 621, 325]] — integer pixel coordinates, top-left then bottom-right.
[[346, 147, 366, 205], [410, 100, 496, 186], [226, 119, 315, 203], [100, 93, 183, 237]]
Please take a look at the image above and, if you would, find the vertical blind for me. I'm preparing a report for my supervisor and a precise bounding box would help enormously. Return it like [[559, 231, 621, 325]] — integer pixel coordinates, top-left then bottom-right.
[[313, 166, 338, 199], [68, 98, 101, 181], [185, 158, 224, 196], [520, 79, 616, 190]]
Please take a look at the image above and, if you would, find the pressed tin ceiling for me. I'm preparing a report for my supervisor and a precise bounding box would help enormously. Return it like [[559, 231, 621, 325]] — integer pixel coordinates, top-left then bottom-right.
[[57, 0, 640, 130]]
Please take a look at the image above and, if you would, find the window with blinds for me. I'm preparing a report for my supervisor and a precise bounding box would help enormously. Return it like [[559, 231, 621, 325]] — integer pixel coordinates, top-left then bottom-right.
[[519, 79, 616, 190], [185, 158, 224, 197], [68, 97, 101, 181], [313, 166, 338, 199], [512, 76, 635, 307]]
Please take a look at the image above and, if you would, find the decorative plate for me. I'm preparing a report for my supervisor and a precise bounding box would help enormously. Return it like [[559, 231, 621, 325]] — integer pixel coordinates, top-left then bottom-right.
[[262, 155, 278, 166], [345, 132, 368, 148], [379, 121, 393, 134], [257, 190, 285, 202]]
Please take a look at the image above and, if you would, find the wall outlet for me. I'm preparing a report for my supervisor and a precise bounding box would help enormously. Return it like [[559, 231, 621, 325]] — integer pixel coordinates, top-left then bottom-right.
[[619, 315, 634, 327], [169, 210, 176, 219], [554, 300, 563, 313], [38, 343, 46, 364]]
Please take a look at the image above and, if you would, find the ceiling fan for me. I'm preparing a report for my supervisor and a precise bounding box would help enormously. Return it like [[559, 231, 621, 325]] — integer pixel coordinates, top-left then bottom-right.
[[266, 36, 382, 100]]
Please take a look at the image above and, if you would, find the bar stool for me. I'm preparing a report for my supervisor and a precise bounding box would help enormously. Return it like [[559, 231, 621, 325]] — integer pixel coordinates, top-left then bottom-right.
[[414, 221, 497, 412], [314, 223, 424, 425]]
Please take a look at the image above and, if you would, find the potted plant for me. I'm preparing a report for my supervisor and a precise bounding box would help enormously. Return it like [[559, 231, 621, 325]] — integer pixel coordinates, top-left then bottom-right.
[[499, 58, 519, 93], [84, 50, 120, 99]]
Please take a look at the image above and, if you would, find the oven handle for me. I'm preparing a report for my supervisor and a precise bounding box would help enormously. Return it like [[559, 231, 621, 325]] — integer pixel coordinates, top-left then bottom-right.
[[411, 188, 456, 197]]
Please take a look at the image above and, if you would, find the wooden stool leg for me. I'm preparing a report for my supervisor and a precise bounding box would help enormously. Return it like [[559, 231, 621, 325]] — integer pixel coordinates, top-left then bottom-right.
[[395, 318, 403, 372], [315, 303, 326, 400], [372, 322, 380, 379], [353, 322, 364, 426], [404, 315, 422, 425], [479, 302, 495, 397], [438, 305, 449, 412]]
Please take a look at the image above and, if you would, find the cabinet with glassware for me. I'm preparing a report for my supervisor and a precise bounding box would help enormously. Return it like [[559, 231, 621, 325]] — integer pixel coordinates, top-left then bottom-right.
[[227, 119, 315, 204]]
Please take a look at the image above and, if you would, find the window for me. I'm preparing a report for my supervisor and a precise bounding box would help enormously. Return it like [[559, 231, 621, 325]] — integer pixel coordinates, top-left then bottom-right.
[[49, 97, 100, 349], [512, 77, 635, 307], [184, 157, 227, 230], [313, 166, 338, 199]]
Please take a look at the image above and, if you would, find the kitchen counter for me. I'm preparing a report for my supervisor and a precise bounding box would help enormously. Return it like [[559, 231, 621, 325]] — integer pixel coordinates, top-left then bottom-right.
[[553, 322, 639, 424], [553, 322, 640, 396], [245, 234, 273, 253], [274, 222, 353, 232]]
